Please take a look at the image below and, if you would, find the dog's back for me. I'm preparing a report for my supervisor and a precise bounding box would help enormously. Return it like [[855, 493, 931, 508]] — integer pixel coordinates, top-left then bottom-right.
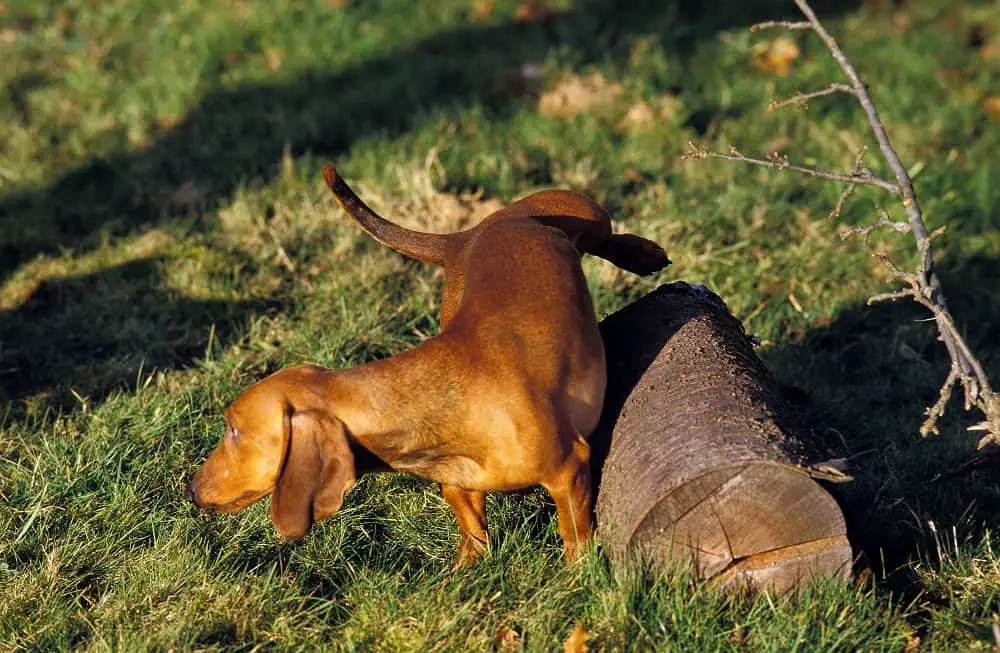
[[446, 218, 607, 448], [452, 219, 597, 338]]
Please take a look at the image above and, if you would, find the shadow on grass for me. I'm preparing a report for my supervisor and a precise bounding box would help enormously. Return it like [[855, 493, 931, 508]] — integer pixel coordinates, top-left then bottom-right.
[[761, 253, 1000, 587], [0, 257, 279, 410], [0, 0, 859, 281]]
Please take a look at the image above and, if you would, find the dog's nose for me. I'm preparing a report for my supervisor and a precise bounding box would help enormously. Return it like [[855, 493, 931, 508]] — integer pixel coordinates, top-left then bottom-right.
[[185, 481, 198, 505]]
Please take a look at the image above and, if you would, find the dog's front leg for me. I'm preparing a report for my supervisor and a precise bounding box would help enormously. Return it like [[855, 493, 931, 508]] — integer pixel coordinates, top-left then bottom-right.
[[541, 437, 594, 562], [441, 484, 490, 567]]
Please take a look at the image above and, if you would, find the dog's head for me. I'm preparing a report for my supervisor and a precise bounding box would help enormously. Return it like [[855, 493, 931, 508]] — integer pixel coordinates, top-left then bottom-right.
[[187, 366, 356, 538]]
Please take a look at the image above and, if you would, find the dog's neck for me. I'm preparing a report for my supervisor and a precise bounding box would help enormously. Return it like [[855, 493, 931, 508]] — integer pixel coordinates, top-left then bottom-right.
[[298, 339, 463, 471]]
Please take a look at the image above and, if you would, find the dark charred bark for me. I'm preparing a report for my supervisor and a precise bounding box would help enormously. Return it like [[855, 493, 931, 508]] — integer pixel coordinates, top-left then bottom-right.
[[593, 283, 852, 592]]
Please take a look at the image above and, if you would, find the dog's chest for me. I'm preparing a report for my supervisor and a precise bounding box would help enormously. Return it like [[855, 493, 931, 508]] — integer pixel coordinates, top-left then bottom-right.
[[391, 451, 485, 487]]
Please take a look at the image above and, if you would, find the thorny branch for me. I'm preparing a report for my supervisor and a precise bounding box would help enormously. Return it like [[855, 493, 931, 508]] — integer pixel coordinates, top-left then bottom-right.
[[688, 0, 999, 446]]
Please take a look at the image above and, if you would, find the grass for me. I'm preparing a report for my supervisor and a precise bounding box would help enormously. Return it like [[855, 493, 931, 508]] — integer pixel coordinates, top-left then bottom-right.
[[2, 0, 1000, 649]]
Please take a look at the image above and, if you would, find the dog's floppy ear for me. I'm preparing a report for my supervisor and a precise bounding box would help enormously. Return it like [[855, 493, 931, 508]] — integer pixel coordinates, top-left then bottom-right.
[[270, 409, 356, 539]]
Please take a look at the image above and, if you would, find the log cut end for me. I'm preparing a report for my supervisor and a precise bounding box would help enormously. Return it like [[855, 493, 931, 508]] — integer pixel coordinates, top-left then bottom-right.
[[628, 461, 851, 592]]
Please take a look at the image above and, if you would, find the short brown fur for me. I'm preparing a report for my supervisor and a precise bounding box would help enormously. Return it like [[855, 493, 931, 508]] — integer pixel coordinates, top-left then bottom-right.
[[188, 165, 669, 565]]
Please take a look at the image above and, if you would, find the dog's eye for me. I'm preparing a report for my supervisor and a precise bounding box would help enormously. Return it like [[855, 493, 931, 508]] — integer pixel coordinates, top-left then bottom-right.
[[227, 424, 239, 442]]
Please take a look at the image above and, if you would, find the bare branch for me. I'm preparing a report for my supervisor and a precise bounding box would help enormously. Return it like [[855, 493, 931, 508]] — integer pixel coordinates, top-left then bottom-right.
[[921, 367, 959, 437], [839, 209, 910, 245], [827, 147, 869, 219], [687, 0, 1000, 447], [791, 0, 946, 308], [768, 83, 854, 112], [792, 0, 997, 443], [683, 142, 899, 192], [867, 289, 914, 305], [264, 225, 298, 275], [750, 20, 812, 31], [827, 182, 857, 220]]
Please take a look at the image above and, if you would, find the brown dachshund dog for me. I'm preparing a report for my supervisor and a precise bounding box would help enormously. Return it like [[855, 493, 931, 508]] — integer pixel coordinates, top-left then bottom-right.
[[187, 165, 669, 565]]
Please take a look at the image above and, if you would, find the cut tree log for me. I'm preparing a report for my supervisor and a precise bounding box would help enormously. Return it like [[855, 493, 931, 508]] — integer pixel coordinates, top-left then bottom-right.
[[593, 283, 853, 593]]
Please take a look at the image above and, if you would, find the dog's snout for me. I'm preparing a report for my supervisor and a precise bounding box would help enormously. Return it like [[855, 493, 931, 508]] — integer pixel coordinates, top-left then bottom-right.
[[185, 481, 198, 506]]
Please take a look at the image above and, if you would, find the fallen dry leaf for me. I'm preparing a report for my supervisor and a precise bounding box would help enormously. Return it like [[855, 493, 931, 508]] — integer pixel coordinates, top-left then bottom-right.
[[617, 95, 682, 130], [985, 96, 1000, 120], [902, 633, 921, 653], [494, 624, 521, 651], [157, 114, 181, 131], [514, 0, 550, 23], [265, 47, 283, 72], [427, 190, 504, 231], [980, 41, 1000, 63], [55, 6, 72, 29], [621, 100, 654, 127], [539, 72, 622, 117], [752, 37, 801, 77], [471, 0, 494, 22], [563, 622, 592, 653], [891, 10, 911, 33], [624, 168, 644, 183]]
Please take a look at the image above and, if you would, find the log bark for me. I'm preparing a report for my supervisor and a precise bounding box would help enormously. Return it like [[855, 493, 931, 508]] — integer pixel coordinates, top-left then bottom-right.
[[593, 283, 852, 592]]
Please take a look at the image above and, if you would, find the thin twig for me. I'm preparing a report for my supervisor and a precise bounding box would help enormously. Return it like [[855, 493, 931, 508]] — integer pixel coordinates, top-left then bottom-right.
[[839, 209, 910, 244], [751, 20, 812, 31], [683, 142, 899, 192], [828, 147, 868, 219], [768, 83, 854, 112], [920, 367, 959, 437], [266, 226, 297, 275], [867, 289, 914, 305], [930, 450, 1000, 483]]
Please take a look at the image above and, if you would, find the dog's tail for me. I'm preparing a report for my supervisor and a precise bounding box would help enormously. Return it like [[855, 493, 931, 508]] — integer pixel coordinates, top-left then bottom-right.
[[503, 190, 671, 276], [322, 163, 458, 266]]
